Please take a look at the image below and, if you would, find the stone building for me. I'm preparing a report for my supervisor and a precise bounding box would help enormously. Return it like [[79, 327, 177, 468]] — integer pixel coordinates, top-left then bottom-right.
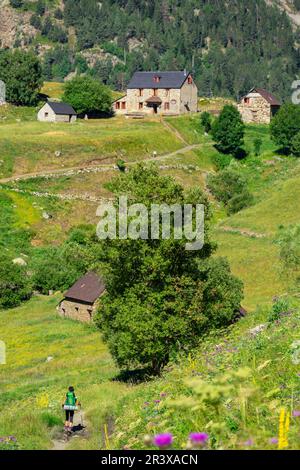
[[58, 272, 105, 322], [113, 71, 198, 116], [238, 87, 281, 124], [37, 101, 77, 123]]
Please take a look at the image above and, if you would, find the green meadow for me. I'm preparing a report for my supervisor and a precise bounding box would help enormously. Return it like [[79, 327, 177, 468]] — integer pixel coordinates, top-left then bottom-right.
[[1, 103, 300, 450]]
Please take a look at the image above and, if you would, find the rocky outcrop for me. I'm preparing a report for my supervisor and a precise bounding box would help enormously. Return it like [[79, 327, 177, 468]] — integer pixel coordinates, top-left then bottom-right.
[[0, 3, 37, 49]]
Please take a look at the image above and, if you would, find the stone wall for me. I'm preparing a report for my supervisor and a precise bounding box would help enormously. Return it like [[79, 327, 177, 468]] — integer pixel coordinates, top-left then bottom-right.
[[58, 298, 99, 322], [237, 93, 272, 124], [113, 77, 198, 116]]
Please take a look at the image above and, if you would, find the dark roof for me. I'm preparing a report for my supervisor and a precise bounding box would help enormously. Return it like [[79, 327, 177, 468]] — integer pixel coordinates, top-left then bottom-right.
[[248, 88, 281, 106], [127, 71, 191, 89], [65, 272, 105, 304], [47, 101, 77, 115]]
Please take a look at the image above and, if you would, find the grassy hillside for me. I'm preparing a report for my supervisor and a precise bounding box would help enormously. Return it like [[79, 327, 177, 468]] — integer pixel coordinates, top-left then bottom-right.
[[0, 296, 131, 450]]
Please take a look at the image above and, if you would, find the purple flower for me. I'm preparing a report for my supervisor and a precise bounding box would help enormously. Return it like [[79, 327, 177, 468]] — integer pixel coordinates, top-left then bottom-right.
[[153, 433, 173, 448], [160, 393, 167, 398], [244, 439, 254, 447], [154, 400, 161, 404], [269, 438, 278, 445], [144, 402, 150, 406], [189, 433, 209, 446], [8, 436, 16, 442], [293, 410, 300, 417]]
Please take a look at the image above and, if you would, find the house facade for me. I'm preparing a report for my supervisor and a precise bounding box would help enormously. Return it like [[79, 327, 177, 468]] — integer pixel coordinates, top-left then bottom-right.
[[238, 87, 281, 124], [58, 272, 105, 322], [37, 101, 77, 123], [113, 71, 198, 116]]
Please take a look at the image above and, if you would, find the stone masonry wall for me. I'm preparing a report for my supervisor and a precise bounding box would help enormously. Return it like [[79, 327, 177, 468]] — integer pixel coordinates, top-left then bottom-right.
[[238, 95, 271, 124], [58, 299, 99, 322]]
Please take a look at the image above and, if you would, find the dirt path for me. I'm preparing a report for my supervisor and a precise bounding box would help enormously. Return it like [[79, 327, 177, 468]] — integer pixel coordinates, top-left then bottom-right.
[[52, 409, 87, 451], [161, 119, 189, 145], [0, 144, 202, 185]]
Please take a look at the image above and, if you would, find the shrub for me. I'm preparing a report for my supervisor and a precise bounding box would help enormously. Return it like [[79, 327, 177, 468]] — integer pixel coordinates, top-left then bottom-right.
[[212, 153, 232, 171], [270, 103, 300, 153], [116, 159, 126, 172], [268, 298, 290, 323], [207, 168, 253, 214], [41, 412, 63, 428], [0, 257, 32, 309], [253, 138, 263, 156], [212, 105, 245, 156], [200, 112, 212, 133], [291, 131, 300, 157]]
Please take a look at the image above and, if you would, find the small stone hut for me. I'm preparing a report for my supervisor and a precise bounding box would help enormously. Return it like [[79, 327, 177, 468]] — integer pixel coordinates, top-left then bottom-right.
[[58, 272, 105, 322], [38, 101, 77, 123], [238, 87, 281, 124]]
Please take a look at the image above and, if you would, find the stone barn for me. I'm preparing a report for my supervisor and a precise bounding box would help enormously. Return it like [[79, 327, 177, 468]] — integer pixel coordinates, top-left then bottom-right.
[[238, 87, 281, 124], [38, 101, 77, 123], [113, 71, 198, 116], [58, 272, 105, 322]]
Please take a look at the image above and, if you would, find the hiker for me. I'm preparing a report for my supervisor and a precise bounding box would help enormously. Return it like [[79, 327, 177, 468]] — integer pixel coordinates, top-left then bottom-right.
[[62, 386, 80, 432]]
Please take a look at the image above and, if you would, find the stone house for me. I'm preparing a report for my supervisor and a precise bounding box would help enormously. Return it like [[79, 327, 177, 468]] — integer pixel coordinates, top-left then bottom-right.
[[238, 87, 281, 124], [58, 272, 105, 322], [37, 101, 77, 123], [113, 71, 198, 116]]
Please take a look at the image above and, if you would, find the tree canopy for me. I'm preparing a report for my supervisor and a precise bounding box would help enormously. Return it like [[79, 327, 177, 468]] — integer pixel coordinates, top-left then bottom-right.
[[62, 76, 112, 115], [0, 50, 43, 106], [270, 104, 300, 154], [212, 105, 245, 156], [95, 165, 244, 374]]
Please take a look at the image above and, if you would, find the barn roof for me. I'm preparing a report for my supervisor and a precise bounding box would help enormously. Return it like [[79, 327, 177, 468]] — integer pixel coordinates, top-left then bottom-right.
[[47, 101, 77, 115], [127, 71, 191, 89], [248, 88, 281, 106], [65, 272, 105, 304]]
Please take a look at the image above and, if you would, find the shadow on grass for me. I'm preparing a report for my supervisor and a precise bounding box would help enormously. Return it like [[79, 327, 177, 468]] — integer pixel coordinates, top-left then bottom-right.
[[112, 367, 158, 384]]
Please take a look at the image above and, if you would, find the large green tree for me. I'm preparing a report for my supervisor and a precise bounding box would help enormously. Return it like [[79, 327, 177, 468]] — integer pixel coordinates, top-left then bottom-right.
[[212, 105, 245, 156], [62, 76, 112, 115], [95, 165, 243, 374], [0, 50, 43, 106], [270, 104, 300, 154]]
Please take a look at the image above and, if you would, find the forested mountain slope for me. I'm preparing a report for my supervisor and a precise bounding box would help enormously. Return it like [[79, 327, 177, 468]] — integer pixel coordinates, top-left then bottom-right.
[[2, 0, 300, 99]]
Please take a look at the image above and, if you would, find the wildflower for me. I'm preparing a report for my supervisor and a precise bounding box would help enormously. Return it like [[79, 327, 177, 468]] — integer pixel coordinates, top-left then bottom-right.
[[154, 400, 161, 404], [269, 438, 278, 445], [153, 433, 173, 449], [189, 433, 209, 448], [292, 410, 300, 417], [160, 393, 167, 398], [244, 439, 254, 447], [144, 402, 150, 406], [278, 408, 289, 450]]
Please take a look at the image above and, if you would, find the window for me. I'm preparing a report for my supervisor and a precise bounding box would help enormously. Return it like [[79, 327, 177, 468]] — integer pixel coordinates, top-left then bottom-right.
[[188, 76, 193, 84], [115, 102, 120, 110], [164, 102, 170, 111], [121, 101, 126, 109], [45, 112, 49, 117], [139, 89, 143, 96], [244, 97, 250, 104], [153, 76, 161, 83], [139, 102, 143, 110], [165, 89, 170, 97]]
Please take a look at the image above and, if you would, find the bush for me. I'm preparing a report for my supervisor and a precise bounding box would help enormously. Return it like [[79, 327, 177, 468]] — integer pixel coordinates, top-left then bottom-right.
[[0, 257, 32, 309], [270, 103, 300, 153], [268, 298, 290, 323], [212, 105, 245, 156], [116, 159, 126, 172], [291, 131, 300, 157], [253, 138, 263, 156], [200, 111, 212, 133], [212, 153, 232, 170], [41, 412, 63, 428], [207, 168, 253, 214]]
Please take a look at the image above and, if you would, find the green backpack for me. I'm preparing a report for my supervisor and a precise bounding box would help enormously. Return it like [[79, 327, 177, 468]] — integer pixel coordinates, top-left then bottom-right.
[[65, 391, 76, 407]]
